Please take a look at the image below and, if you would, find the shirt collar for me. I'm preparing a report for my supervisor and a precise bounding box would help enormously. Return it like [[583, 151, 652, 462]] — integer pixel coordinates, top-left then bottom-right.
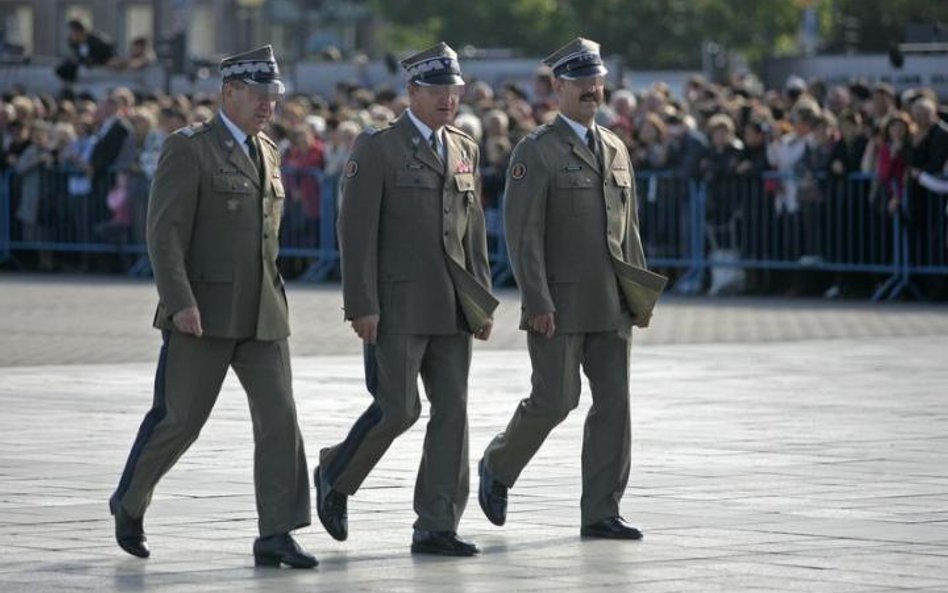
[[406, 109, 442, 143], [219, 110, 250, 148], [559, 113, 593, 142]]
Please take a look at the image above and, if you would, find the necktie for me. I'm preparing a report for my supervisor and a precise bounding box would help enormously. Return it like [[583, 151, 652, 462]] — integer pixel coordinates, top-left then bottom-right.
[[430, 131, 443, 163], [585, 128, 597, 157], [245, 135, 258, 167]]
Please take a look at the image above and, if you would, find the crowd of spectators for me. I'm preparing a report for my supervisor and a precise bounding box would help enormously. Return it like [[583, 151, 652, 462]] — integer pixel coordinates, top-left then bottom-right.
[[1, 67, 946, 295]]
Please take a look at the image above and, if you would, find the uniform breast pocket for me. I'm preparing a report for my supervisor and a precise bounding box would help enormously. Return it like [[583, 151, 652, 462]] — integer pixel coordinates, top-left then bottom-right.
[[454, 173, 476, 215], [395, 169, 441, 190], [267, 175, 285, 219], [271, 176, 286, 199], [454, 173, 475, 194], [556, 169, 598, 215], [213, 174, 253, 215], [390, 169, 441, 213], [612, 169, 632, 203]]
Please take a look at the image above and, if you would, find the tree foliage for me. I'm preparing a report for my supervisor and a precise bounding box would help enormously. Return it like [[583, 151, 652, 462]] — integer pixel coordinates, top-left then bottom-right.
[[365, 0, 947, 69], [823, 0, 948, 53]]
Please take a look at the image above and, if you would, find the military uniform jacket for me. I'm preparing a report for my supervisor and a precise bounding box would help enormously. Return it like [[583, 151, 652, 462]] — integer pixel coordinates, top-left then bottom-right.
[[147, 114, 289, 340], [504, 115, 648, 333], [338, 113, 493, 335]]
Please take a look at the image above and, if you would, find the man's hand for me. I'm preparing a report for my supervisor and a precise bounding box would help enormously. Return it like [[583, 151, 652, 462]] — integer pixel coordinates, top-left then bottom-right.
[[351, 314, 380, 344], [172, 306, 203, 337], [529, 312, 556, 339], [474, 319, 493, 341]]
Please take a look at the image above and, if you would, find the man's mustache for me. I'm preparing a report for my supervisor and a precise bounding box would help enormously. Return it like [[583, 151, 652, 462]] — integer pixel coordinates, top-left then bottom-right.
[[581, 92, 599, 102]]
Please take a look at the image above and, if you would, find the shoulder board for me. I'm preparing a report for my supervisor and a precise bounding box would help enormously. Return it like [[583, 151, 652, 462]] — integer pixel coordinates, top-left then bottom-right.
[[363, 123, 394, 138], [444, 124, 475, 143], [526, 124, 554, 141], [258, 132, 278, 149], [598, 125, 620, 140], [174, 122, 209, 138]]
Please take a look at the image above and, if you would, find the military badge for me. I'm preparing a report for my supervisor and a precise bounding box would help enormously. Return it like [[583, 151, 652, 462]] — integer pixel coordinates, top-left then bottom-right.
[[345, 160, 359, 178], [456, 161, 473, 174], [510, 162, 527, 180]]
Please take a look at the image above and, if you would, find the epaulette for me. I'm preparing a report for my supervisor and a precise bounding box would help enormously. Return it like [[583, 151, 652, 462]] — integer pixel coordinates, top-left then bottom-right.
[[525, 123, 554, 141], [445, 124, 475, 143], [175, 122, 209, 138], [598, 125, 620, 141], [363, 123, 394, 138]]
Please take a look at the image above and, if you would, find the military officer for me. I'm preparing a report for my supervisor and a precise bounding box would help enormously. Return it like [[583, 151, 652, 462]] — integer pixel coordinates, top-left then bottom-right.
[[477, 38, 666, 540], [314, 42, 497, 557], [109, 45, 316, 568]]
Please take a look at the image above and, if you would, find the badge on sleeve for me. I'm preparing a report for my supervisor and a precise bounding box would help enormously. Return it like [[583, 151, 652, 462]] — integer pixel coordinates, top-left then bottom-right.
[[510, 162, 527, 180], [345, 160, 359, 178]]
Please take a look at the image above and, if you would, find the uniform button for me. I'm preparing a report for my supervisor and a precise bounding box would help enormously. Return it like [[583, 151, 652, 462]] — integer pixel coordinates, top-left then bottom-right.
[[444, 207, 450, 213], [444, 231, 449, 237], [264, 233, 270, 239]]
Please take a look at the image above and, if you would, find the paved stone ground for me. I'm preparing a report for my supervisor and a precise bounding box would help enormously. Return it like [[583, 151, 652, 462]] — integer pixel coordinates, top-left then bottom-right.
[[1, 273, 947, 592]]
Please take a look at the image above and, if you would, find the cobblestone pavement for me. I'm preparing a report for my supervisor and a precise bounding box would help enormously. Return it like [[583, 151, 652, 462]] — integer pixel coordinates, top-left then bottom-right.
[[0, 273, 946, 592]]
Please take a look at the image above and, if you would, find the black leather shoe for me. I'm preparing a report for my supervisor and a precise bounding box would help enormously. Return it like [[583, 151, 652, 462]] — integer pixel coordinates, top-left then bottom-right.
[[411, 529, 479, 556], [253, 533, 318, 568], [580, 516, 643, 540], [109, 496, 150, 558], [314, 465, 348, 541], [478, 458, 507, 526]]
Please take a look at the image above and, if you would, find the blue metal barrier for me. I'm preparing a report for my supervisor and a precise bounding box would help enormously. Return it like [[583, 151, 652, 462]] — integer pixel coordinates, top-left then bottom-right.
[[635, 171, 697, 264], [3, 164, 147, 265], [1, 162, 942, 300], [879, 181, 948, 300], [484, 193, 513, 287], [684, 171, 905, 300], [287, 169, 340, 281]]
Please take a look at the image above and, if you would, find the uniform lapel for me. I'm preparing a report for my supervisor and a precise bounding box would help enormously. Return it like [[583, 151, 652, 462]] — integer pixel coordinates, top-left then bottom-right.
[[444, 131, 461, 182], [397, 114, 444, 176], [598, 124, 618, 174], [255, 135, 270, 192], [212, 115, 261, 190], [554, 115, 599, 172]]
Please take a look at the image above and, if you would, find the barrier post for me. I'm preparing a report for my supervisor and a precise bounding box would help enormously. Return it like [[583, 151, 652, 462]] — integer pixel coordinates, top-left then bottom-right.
[[671, 178, 705, 293], [873, 183, 924, 301]]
